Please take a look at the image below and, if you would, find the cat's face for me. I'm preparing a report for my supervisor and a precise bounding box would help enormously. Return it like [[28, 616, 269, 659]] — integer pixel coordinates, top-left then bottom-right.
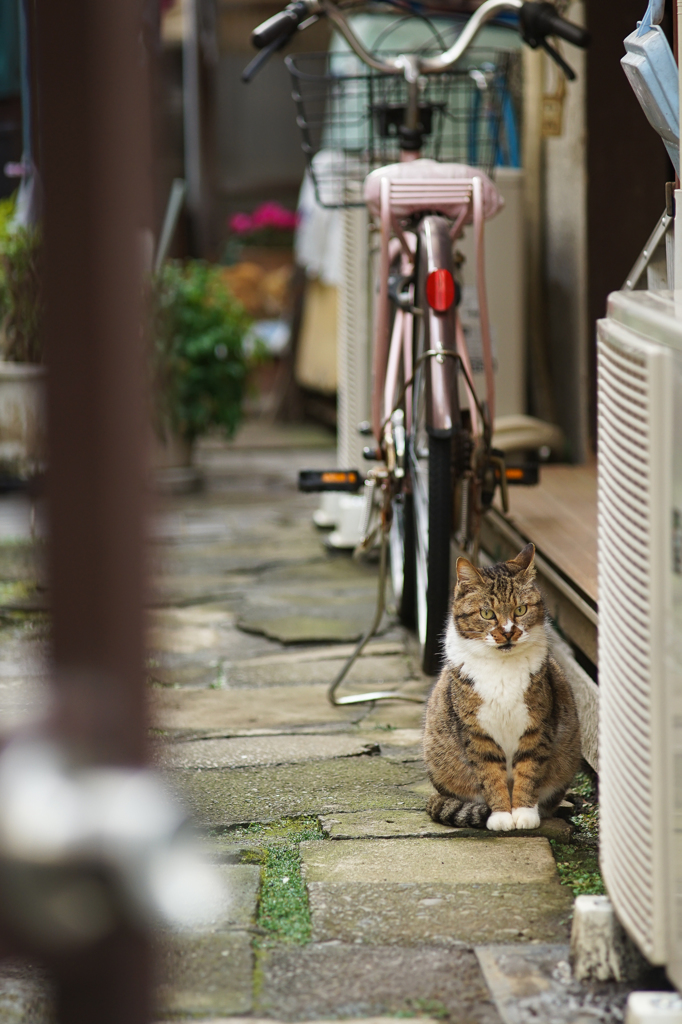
[[452, 544, 545, 652]]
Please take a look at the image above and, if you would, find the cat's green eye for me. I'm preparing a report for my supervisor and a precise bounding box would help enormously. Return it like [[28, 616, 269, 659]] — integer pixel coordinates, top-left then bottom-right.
[[515, 604, 527, 616], [481, 608, 495, 620]]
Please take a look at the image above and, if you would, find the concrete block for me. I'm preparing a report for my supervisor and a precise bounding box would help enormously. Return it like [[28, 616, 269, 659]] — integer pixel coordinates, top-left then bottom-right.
[[307, 879, 572, 945], [570, 894, 648, 982], [301, 836, 559, 884], [626, 993, 682, 1024], [156, 931, 253, 1017]]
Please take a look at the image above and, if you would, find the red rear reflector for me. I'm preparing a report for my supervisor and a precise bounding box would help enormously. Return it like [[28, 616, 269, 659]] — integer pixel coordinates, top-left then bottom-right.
[[426, 269, 455, 312]]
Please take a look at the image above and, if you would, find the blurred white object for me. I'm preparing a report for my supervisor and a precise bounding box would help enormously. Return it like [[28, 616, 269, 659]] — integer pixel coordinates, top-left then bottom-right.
[[244, 319, 291, 357], [327, 494, 365, 549], [626, 993, 682, 1024], [295, 158, 345, 286], [313, 492, 343, 529], [0, 738, 228, 948], [492, 414, 565, 454]]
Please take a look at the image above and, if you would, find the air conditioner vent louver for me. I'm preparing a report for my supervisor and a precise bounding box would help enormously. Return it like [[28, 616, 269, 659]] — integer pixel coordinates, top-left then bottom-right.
[[337, 208, 370, 470], [597, 318, 672, 964]]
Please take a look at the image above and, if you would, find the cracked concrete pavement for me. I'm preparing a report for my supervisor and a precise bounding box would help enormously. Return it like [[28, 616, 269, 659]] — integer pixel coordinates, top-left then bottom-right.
[[0, 422, 631, 1023]]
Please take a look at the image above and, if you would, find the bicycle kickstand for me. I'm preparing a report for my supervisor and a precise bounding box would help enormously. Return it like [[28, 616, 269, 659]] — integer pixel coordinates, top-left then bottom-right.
[[327, 488, 425, 707]]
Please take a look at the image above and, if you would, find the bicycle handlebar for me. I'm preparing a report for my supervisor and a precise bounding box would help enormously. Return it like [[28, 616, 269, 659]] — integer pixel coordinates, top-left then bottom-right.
[[246, 0, 589, 82], [520, 2, 589, 49], [251, 0, 310, 49]]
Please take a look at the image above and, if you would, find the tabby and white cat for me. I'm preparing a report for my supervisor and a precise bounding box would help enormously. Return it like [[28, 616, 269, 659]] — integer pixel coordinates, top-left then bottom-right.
[[423, 543, 581, 831]]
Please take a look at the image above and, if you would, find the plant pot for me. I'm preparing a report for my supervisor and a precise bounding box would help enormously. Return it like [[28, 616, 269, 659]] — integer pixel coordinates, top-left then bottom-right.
[[0, 361, 46, 478], [152, 427, 202, 494]]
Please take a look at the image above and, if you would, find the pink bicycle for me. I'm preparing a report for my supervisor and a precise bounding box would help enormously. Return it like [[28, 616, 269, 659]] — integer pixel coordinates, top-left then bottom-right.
[[246, 0, 588, 680]]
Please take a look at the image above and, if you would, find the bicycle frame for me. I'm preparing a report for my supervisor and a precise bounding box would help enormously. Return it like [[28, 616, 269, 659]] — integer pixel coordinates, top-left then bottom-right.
[[374, 171, 496, 448]]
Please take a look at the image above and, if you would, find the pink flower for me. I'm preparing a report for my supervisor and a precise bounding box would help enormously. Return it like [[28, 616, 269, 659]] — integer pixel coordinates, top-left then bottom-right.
[[229, 212, 254, 234], [250, 202, 298, 231]]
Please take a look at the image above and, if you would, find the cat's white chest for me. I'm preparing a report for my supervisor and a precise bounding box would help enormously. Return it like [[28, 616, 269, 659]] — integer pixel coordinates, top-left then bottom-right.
[[444, 621, 545, 773], [473, 666, 531, 769]]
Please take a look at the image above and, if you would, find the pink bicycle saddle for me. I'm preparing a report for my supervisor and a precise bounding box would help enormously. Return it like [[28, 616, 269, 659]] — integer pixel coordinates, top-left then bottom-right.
[[363, 159, 504, 221]]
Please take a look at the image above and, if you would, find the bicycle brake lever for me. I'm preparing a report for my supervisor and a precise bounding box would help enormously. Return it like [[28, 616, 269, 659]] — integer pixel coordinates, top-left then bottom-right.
[[242, 35, 286, 83], [542, 39, 576, 81]]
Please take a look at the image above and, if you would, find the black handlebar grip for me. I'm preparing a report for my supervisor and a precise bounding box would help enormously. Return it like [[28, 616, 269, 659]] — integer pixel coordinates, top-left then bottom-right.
[[520, 2, 590, 49], [251, 1, 308, 49]]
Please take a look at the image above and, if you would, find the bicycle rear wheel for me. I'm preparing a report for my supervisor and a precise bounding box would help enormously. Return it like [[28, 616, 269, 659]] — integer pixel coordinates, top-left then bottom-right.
[[409, 214, 459, 675], [390, 491, 416, 628], [411, 433, 452, 675]]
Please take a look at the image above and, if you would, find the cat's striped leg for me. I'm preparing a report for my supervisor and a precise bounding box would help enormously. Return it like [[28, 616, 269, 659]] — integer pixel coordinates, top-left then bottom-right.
[[464, 733, 515, 830], [510, 728, 549, 829]]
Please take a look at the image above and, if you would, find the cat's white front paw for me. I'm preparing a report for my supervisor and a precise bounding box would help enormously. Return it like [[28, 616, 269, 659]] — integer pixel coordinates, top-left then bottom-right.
[[512, 805, 540, 830], [487, 811, 515, 831]]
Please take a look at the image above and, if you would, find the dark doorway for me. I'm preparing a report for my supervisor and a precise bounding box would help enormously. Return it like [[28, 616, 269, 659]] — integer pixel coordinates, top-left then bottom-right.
[[585, 0, 674, 446]]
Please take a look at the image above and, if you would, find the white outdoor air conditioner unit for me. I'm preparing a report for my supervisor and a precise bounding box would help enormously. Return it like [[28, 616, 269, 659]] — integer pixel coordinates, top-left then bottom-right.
[[597, 287, 682, 987], [337, 205, 371, 472]]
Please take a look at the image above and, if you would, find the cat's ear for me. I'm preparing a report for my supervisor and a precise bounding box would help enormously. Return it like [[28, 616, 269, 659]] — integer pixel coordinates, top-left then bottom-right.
[[509, 543, 535, 575], [456, 557, 483, 586]]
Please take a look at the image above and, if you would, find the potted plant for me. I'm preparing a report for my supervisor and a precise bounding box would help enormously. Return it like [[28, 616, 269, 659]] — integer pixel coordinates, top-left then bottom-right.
[[0, 199, 45, 479], [152, 259, 251, 488]]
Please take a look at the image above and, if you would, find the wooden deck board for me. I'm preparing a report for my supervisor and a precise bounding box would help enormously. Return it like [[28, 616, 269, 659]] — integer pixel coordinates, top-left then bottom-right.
[[494, 464, 598, 603]]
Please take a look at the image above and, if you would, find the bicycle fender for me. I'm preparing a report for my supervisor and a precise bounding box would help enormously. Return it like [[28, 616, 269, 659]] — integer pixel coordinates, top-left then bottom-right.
[[416, 215, 459, 437]]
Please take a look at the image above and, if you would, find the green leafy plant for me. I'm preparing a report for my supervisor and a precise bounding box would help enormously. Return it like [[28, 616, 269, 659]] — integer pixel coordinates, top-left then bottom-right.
[[549, 767, 604, 897], [153, 260, 251, 443], [0, 197, 43, 364]]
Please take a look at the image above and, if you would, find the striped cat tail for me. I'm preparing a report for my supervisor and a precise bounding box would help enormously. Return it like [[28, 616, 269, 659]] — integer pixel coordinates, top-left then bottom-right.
[[426, 793, 489, 828]]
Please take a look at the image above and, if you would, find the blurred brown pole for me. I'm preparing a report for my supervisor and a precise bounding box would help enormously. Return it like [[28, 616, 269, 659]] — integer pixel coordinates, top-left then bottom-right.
[[35, 0, 152, 1020]]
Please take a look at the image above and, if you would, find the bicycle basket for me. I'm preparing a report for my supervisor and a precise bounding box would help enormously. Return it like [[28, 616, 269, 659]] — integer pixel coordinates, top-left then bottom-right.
[[286, 49, 513, 209]]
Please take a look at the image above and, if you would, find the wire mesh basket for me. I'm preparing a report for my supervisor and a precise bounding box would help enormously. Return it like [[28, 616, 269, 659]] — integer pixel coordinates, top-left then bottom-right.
[[286, 48, 512, 209]]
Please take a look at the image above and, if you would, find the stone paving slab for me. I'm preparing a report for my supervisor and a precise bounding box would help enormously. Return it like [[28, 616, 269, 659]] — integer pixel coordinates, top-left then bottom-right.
[[307, 880, 572, 946], [156, 932, 253, 1018], [158, 1018, 435, 1024], [361, 704, 426, 730], [319, 810, 573, 843], [0, 962, 51, 1024], [148, 607, 239, 655], [158, 529, 326, 575], [357, 727, 423, 746], [169, 757, 425, 826], [257, 943, 502, 1023], [475, 944, 630, 1024], [236, 560, 383, 643], [151, 683, 364, 734], [155, 864, 260, 1019], [224, 653, 415, 689], [320, 809, 456, 839], [216, 864, 260, 928], [157, 734, 381, 769], [240, 640, 404, 664], [300, 837, 560, 884]]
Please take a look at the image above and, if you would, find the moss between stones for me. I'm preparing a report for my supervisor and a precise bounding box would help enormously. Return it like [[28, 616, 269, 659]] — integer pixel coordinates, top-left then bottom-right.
[[549, 767, 605, 897], [229, 817, 324, 946]]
